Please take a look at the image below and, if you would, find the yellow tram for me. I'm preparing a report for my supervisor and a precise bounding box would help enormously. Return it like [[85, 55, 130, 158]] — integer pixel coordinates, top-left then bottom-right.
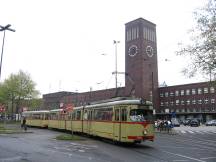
[[23, 98, 155, 143]]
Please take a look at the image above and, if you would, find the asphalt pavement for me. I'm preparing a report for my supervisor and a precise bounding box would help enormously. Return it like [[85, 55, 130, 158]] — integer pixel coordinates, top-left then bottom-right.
[[0, 124, 216, 162]]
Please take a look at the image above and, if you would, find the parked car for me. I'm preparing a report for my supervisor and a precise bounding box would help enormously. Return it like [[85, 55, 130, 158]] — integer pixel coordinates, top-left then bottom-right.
[[190, 119, 200, 127], [205, 120, 216, 126], [172, 120, 180, 127], [183, 119, 192, 126]]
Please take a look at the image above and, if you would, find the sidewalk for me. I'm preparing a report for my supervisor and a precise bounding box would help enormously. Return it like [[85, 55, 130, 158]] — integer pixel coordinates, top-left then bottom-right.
[[0, 122, 33, 134]]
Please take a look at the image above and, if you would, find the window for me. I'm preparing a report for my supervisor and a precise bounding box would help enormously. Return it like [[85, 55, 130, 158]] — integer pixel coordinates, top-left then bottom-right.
[[198, 88, 202, 94], [175, 90, 179, 96], [95, 108, 113, 121], [211, 98, 215, 103], [160, 93, 164, 97], [170, 92, 174, 96], [210, 87, 215, 93], [165, 102, 168, 106], [165, 92, 169, 97], [192, 89, 196, 95], [181, 100, 185, 105], [180, 90, 184, 96], [186, 100, 190, 105], [160, 102, 164, 106], [76, 110, 81, 120], [83, 110, 88, 120], [204, 99, 209, 104], [198, 99, 202, 104], [121, 108, 127, 121], [204, 88, 208, 94], [186, 89, 190, 95], [170, 101, 174, 106], [115, 109, 119, 121], [176, 100, 179, 105], [192, 99, 196, 104], [130, 109, 153, 122], [71, 111, 76, 120]]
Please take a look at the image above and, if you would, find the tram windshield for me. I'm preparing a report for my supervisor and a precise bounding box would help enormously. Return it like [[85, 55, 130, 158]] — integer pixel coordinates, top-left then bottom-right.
[[130, 109, 153, 122]]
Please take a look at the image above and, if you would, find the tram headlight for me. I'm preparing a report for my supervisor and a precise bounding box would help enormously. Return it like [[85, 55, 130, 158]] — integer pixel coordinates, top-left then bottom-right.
[[143, 129, 147, 135]]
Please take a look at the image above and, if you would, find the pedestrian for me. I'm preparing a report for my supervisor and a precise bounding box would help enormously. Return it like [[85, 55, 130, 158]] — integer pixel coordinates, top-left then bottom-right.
[[167, 120, 171, 133], [22, 117, 27, 131]]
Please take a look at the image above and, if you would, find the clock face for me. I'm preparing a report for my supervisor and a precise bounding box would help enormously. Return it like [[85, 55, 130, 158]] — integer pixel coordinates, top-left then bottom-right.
[[128, 45, 138, 57], [146, 46, 154, 57]]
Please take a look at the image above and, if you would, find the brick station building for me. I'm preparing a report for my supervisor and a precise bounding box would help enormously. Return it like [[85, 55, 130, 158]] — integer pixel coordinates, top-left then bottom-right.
[[43, 18, 216, 122]]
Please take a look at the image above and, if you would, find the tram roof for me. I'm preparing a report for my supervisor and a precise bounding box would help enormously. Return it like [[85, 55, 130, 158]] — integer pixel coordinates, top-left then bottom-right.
[[22, 110, 50, 114], [50, 109, 63, 112], [85, 99, 152, 109]]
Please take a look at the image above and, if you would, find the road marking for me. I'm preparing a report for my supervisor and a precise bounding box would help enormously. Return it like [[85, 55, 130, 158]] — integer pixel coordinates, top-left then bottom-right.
[[200, 157, 216, 160], [163, 150, 206, 162], [195, 131, 204, 134], [180, 130, 186, 134], [188, 131, 194, 134]]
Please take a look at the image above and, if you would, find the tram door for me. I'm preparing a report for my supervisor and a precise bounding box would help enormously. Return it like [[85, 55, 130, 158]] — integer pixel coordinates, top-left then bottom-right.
[[120, 107, 127, 142], [113, 108, 120, 141]]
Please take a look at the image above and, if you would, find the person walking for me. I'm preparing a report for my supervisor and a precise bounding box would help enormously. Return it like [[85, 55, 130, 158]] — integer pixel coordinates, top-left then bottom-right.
[[21, 117, 27, 131]]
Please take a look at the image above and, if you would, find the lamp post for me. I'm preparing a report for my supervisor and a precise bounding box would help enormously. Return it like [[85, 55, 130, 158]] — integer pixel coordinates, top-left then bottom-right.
[[0, 24, 15, 81], [113, 40, 120, 96]]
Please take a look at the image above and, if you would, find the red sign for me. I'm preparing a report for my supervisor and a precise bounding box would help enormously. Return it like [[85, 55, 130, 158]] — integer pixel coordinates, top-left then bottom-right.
[[64, 103, 74, 112], [0, 104, 5, 112]]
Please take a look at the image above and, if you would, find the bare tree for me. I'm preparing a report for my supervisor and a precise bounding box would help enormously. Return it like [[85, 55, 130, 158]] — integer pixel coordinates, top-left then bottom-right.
[[177, 0, 216, 80]]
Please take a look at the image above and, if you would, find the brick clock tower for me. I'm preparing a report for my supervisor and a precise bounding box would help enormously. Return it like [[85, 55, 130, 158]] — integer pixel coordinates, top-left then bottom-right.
[[125, 18, 158, 107]]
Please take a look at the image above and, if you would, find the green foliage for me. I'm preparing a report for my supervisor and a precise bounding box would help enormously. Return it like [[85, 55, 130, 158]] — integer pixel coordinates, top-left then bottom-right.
[[0, 70, 41, 113], [177, 0, 216, 79]]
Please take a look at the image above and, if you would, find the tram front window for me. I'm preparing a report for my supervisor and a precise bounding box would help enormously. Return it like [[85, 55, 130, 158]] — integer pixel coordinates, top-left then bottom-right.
[[130, 109, 153, 122]]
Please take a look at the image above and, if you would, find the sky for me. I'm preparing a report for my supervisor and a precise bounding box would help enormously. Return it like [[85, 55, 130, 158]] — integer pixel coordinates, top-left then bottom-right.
[[0, 0, 208, 96]]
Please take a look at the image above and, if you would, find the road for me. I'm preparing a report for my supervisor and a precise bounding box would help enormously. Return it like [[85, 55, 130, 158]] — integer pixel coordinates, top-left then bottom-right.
[[0, 125, 216, 162]]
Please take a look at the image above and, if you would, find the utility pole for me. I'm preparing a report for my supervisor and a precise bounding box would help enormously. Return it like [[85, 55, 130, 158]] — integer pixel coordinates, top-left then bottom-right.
[[0, 24, 15, 126], [113, 40, 120, 97], [0, 24, 15, 81]]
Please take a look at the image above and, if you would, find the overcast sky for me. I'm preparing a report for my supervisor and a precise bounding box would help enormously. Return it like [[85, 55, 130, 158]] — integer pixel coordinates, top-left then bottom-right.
[[0, 0, 208, 96]]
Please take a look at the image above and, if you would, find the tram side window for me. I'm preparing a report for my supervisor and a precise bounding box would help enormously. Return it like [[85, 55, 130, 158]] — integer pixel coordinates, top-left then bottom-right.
[[115, 109, 119, 121], [121, 109, 127, 121], [33, 114, 40, 119], [94, 108, 113, 121], [83, 110, 88, 120], [76, 110, 81, 120], [45, 114, 49, 120], [50, 113, 58, 120], [88, 111, 93, 120], [60, 114, 66, 120], [72, 111, 76, 120]]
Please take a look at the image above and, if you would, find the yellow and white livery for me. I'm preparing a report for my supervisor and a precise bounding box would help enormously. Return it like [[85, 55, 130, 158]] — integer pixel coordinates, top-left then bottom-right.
[[23, 98, 155, 143]]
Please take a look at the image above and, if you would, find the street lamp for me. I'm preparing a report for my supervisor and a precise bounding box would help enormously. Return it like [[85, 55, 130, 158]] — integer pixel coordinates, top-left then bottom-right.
[[0, 24, 15, 81], [113, 40, 120, 96]]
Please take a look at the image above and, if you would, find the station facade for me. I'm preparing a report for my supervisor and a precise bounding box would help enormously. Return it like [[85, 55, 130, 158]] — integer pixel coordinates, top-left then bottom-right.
[[43, 18, 216, 122]]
